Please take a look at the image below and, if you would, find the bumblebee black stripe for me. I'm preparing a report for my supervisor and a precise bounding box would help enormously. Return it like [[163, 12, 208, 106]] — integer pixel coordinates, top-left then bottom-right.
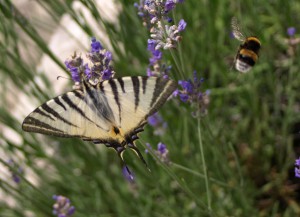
[[33, 107, 55, 121], [41, 103, 77, 127], [142, 76, 148, 94], [54, 97, 66, 111], [117, 77, 125, 93], [131, 76, 140, 111], [109, 79, 122, 123]]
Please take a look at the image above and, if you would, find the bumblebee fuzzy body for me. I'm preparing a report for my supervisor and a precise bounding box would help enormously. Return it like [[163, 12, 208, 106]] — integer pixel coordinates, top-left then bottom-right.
[[231, 17, 261, 73], [235, 36, 261, 73]]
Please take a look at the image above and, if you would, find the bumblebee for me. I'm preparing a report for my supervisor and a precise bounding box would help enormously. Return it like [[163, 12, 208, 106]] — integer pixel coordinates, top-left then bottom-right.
[[231, 17, 261, 73]]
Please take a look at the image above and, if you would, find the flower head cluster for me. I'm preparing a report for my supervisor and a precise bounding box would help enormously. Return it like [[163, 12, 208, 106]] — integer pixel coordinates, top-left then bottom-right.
[[65, 37, 115, 86], [134, 0, 184, 28], [52, 195, 75, 217], [135, 0, 186, 78], [145, 142, 170, 164], [148, 112, 167, 135], [174, 71, 210, 116], [7, 159, 23, 184], [147, 39, 172, 78], [150, 19, 187, 50], [295, 157, 300, 178]]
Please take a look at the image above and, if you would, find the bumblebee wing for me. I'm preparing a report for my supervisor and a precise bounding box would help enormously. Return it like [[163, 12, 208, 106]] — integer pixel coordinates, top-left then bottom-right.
[[231, 17, 246, 42]]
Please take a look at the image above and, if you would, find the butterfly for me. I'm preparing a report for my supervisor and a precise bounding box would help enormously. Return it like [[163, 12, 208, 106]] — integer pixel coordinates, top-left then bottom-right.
[[22, 76, 177, 172]]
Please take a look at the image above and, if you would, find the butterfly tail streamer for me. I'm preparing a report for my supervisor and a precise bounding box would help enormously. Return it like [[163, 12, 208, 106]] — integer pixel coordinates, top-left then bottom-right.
[[128, 142, 151, 172]]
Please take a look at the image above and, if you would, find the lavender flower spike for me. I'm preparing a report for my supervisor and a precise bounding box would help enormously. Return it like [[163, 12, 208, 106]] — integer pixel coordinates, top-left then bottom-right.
[[52, 195, 75, 217]]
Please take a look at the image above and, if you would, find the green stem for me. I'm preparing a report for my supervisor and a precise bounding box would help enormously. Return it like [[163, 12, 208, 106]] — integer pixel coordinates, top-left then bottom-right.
[[172, 163, 232, 188], [197, 116, 212, 212]]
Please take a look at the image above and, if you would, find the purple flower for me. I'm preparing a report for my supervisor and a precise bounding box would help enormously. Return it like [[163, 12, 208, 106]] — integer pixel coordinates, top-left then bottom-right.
[[179, 93, 189, 102], [149, 50, 162, 65], [167, 17, 173, 23], [147, 39, 157, 52], [295, 157, 300, 178], [157, 142, 167, 154], [179, 80, 193, 93], [148, 113, 163, 126], [165, 0, 176, 12], [175, 71, 210, 116], [145, 143, 152, 153], [65, 37, 115, 84], [287, 27, 296, 37], [102, 69, 113, 80], [52, 195, 75, 217], [146, 142, 170, 164], [122, 166, 135, 182], [83, 64, 91, 79], [7, 159, 23, 184], [155, 142, 170, 164], [295, 168, 300, 178], [104, 51, 112, 62], [64, 57, 83, 83], [178, 19, 187, 32], [148, 113, 167, 135], [91, 37, 103, 52], [173, 89, 179, 97]]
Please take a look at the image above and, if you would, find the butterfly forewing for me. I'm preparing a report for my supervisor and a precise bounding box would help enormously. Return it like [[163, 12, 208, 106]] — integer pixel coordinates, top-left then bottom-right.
[[22, 90, 114, 141]]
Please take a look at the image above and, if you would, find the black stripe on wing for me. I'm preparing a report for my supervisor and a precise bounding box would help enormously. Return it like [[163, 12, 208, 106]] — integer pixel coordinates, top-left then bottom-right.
[[149, 78, 177, 116], [33, 107, 55, 121], [41, 103, 78, 127], [142, 76, 148, 94], [108, 79, 122, 124], [62, 91, 109, 131], [117, 77, 126, 93], [131, 76, 140, 111], [54, 97, 66, 111], [22, 117, 65, 135], [150, 77, 168, 107], [84, 80, 115, 123]]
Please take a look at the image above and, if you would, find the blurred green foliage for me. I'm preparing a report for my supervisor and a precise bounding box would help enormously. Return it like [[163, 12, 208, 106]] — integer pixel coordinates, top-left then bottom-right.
[[1, 0, 300, 216]]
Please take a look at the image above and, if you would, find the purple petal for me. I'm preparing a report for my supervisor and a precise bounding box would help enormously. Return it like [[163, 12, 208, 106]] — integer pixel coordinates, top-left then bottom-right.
[[178, 19, 187, 32], [165, 0, 175, 12], [179, 93, 189, 102], [287, 27, 296, 37], [157, 142, 167, 154], [91, 37, 103, 52]]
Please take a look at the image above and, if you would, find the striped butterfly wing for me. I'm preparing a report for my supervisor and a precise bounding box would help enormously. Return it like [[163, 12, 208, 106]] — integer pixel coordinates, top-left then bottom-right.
[[101, 76, 176, 139], [22, 76, 176, 144], [22, 90, 114, 141]]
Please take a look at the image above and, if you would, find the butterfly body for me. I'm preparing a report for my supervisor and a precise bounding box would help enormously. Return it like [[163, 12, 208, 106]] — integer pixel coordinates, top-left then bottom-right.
[[22, 76, 176, 170]]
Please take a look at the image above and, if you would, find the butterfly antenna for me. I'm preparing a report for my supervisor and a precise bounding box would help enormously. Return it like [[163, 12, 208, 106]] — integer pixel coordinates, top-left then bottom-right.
[[128, 142, 151, 172]]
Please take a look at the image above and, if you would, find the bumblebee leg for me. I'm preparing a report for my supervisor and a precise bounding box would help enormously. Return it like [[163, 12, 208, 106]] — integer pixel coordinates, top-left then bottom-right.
[[127, 142, 151, 172]]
